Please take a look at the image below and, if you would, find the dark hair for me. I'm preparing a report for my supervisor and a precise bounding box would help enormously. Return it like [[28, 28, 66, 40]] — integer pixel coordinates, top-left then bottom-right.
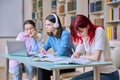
[[70, 14, 104, 44], [45, 14, 63, 38], [23, 20, 36, 29]]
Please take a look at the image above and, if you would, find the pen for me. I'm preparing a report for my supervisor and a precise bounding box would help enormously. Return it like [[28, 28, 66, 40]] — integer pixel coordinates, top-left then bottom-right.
[[71, 48, 75, 53]]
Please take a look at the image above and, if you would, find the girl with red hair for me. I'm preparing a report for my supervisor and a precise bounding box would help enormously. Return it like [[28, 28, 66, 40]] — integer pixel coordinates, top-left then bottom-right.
[[70, 14, 119, 80]]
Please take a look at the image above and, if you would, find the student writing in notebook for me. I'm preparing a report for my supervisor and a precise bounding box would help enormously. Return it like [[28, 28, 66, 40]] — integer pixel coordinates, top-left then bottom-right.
[[37, 14, 75, 80], [70, 14, 119, 80], [9, 20, 42, 80]]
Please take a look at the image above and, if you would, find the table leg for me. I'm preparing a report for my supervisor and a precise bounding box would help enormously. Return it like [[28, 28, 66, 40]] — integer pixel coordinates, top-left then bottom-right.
[[53, 69, 60, 80], [93, 66, 100, 80], [4, 58, 9, 80]]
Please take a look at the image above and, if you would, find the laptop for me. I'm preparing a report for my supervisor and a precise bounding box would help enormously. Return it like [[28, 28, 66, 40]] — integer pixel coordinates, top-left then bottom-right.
[[6, 41, 29, 57]]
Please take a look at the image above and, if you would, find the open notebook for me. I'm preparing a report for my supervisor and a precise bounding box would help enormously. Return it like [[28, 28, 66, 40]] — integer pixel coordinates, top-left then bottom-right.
[[31, 54, 94, 64], [54, 57, 94, 65], [31, 53, 64, 62]]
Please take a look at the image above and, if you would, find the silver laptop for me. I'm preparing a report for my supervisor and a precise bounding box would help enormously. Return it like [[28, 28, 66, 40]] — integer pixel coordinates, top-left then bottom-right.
[[6, 41, 29, 57]]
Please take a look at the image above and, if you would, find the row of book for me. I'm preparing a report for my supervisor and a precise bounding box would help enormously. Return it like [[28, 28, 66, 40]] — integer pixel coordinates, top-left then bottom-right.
[[33, 0, 42, 10], [94, 18, 104, 26], [106, 24, 120, 40], [106, 0, 117, 3], [59, 15, 75, 27], [109, 6, 120, 21], [67, 0, 76, 11], [51, 0, 57, 8], [89, 0, 103, 13], [31, 20, 43, 31], [32, 10, 43, 20], [58, 5, 65, 13]]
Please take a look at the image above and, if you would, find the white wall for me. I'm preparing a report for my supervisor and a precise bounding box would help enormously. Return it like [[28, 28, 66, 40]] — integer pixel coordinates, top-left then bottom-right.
[[0, 0, 32, 67], [0, 0, 23, 37], [23, 0, 32, 21]]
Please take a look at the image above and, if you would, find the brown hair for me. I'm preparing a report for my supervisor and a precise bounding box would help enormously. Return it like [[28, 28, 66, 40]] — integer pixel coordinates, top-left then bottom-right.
[[45, 14, 63, 38]]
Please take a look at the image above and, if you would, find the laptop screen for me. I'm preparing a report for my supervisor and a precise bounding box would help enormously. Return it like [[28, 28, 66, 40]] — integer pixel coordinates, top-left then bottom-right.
[[6, 41, 28, 57]]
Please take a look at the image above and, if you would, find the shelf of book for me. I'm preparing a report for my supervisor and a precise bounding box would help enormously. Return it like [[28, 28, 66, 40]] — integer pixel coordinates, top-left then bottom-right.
[[32, 0, 43, 32], [89, 0, 104, 13], [51, 0, 57, 13], [57, 0, 88, 29], [105, 0, 120, 42], [106, 0, 120, 5], [88, 0, 120, 47], [89, 0, 104, 26]]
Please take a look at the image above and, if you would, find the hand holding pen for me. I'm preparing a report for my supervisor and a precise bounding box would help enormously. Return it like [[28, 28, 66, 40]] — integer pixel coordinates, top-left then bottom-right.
[[40, 47, 47, 54], [71, 52, 81, 59]]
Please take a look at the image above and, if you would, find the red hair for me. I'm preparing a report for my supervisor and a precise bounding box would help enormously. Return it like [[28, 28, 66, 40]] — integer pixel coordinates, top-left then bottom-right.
[[70, 14, 104, 45]]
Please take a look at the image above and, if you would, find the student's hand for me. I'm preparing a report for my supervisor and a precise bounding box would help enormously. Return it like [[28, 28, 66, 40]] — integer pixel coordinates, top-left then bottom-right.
[[40, 47, 47, 54], [30, 29, 37, 38], [71, 52, 80, 58], [24, 32, 29, 37]]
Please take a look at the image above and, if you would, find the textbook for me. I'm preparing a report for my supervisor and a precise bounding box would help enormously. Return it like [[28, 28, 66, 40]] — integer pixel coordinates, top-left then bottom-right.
[[54, 57, 94, 65]]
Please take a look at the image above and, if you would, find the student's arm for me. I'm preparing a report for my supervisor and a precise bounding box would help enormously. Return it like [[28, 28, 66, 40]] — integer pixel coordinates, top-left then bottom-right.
[[30, 29, 40, 41], [80, 50, 102, 61], [34, 33, 42, 41], [43, 36, 51, 52]]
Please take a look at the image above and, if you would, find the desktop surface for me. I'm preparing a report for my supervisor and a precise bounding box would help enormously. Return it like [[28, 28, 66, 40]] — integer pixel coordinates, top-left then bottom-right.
[[0, 53, 112, 70]]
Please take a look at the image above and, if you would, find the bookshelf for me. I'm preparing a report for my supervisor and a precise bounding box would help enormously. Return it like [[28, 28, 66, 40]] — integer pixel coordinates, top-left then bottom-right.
[[32, 0, 43, 32], [89, 0, 120, 47], [57, 0, 88, 30], [104, 0, 120, 47], [89, 0, 104, 26]]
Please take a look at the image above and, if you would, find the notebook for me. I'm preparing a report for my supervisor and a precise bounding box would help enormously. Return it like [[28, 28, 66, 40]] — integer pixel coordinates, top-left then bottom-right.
[[54, 57, 94, 65], [31, 53, 64, 62], [6, 41, 29, 57]]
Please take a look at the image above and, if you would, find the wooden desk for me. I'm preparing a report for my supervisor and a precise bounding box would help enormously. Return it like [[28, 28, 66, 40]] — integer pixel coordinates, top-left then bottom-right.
[[0, 53, 112, 80]]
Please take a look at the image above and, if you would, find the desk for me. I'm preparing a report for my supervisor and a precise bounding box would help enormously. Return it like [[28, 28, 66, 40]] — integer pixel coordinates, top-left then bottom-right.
[[0, 53, 112, 80]]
